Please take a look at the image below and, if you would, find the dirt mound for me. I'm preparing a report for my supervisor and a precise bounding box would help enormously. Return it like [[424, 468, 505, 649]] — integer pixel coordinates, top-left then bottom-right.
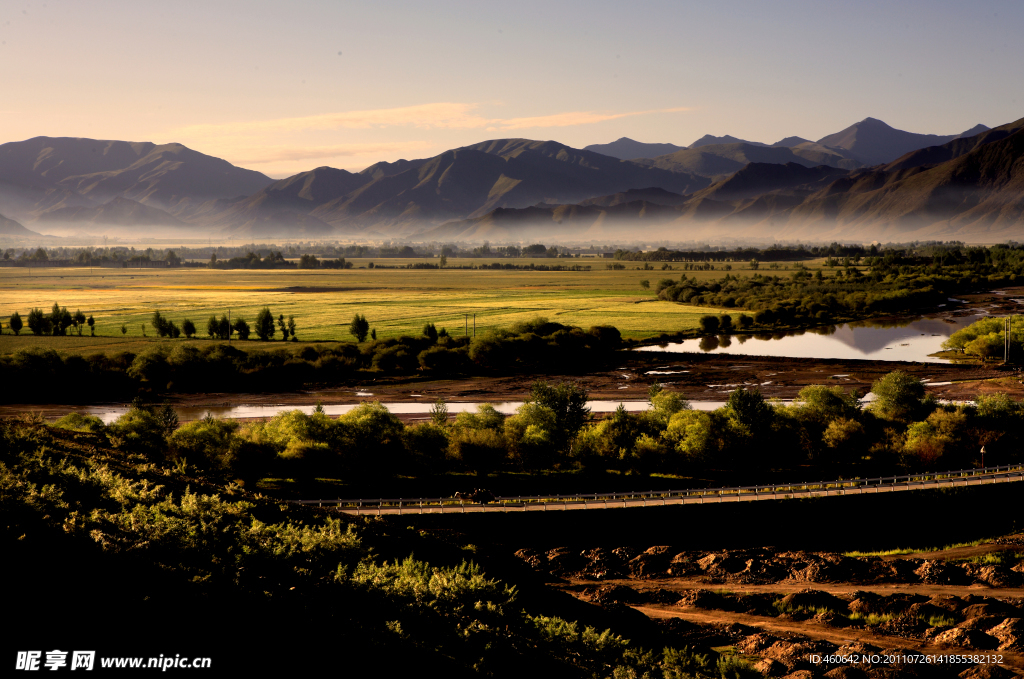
[[957, 664, 1020, 679], [915, 560, 970, 585], [629, 546, 675, 578], [753, 657, 789, 676], [736, 632, 785, 654], [986, 617, 1024, 651], [970, 565, 1021, 588], [876, 612, 928, 638], [963, 602, 1021, 619], [676, 588, 729, 609], [581, 584, 644, 605], [932, 627, 1000, 649], [927, 595, 967, 614], [779, 589, 848, 612]]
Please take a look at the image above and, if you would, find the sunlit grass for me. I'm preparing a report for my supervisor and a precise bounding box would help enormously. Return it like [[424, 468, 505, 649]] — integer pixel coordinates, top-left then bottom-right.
[[843, 538, 989, 558], [0, 260, 761, 352]]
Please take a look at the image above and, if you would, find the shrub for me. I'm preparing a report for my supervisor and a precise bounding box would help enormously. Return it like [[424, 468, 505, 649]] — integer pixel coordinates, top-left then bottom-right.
[[53, 412, 106, 434]]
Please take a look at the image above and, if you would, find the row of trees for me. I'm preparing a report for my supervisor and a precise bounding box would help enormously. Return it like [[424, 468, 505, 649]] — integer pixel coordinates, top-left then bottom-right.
[[5, 304, 96, 336], [943, 315, 1023, 361], [0, 319, 623, 403], [657, 247, 1024, 330], [51, 371, 1024, 485]]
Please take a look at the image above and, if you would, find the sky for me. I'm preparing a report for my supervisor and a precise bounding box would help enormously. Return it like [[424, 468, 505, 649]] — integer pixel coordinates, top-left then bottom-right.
[[1, 0, 1022, 178]]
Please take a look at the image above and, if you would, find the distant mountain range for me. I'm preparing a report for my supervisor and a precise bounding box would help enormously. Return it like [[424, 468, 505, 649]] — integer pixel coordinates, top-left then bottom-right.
[[0, 115, 1020, 243], [0, 137, 274, 235], [204, 139, 710, 237], [586, 119, 989, 170], [436, 117, 1024, 242]]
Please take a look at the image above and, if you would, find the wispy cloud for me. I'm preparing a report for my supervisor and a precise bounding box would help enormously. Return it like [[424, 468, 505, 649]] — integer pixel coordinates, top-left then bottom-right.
[[229, 142, 437, 165], [174, 103, 490, 138], [172, 103, 691, 138]]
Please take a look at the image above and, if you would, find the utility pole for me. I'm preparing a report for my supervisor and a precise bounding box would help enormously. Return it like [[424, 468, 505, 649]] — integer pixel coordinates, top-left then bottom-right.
[[473, 313, 476, 337]]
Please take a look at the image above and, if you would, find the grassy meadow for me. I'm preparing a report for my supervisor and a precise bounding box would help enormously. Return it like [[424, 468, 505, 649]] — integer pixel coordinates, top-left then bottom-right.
[[0, 257, 833, 354]]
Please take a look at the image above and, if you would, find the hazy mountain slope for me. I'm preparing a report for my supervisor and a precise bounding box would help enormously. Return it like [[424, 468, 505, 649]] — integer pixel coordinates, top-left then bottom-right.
[[815, 118, 989, 166], [692, 163, 850, 201], [579, 187, 689, 207], [423, 200, 684, 240], [583, 137, 684, 160], [785, 126, 1024, 237], [644, 142, 860, 178], [0, 211, 37, 236], [212, 139, 711, 235], [883, 117, 1024, 172], [35, 196, 184, 228], [0, 137, 273, 223]]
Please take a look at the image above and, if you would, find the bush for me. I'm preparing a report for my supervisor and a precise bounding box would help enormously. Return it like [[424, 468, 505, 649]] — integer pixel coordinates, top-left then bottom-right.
[[168, 417, 242, 472], [108, 406, 167, 457], [698, 315, 719, 334], [53, 412, 106, 434]]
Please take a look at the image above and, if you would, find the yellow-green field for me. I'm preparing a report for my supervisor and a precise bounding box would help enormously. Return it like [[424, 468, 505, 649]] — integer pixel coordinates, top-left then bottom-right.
[[0, 257, 822, 354]]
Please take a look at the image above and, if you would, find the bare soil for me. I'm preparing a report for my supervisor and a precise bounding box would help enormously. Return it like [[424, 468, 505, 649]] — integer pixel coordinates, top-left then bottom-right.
[[515, 535, 1024, 677]]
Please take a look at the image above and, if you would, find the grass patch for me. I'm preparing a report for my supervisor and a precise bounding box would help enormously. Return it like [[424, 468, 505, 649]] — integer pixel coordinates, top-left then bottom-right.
[[843, 538, 990, 558], [0, 262, 742, 349], [927, 615, 956, 628], [847, 612, 893, 626]]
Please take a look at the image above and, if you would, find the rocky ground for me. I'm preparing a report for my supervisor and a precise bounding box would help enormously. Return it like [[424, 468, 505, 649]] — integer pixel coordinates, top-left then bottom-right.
[[514, 535, 1024, 677]]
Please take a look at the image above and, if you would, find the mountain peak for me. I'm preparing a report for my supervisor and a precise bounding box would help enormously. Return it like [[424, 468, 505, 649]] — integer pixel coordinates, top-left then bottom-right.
[[581, 138, 684, 160]]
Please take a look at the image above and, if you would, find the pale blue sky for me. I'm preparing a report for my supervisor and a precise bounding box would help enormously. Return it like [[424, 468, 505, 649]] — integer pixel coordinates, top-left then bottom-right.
[[1, 0, 1021, 176]]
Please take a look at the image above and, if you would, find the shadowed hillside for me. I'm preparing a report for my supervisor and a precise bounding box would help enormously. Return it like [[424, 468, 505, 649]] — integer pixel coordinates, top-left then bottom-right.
[[0, 137, 274, 229]]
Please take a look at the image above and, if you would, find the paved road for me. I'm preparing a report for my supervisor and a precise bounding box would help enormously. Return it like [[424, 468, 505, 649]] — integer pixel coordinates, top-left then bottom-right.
[[298, 467, 1024, 516]]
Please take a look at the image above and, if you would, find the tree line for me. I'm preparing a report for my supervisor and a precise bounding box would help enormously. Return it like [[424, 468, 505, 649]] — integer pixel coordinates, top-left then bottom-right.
[[46, 371, 1023, 489], [0, 318, 622, 403], [1, 304, 95, 336], [656, 244, 1024, 330]]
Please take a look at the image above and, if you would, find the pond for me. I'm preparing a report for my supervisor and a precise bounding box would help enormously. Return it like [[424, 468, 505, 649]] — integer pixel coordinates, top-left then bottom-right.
[[636, 310, 988, 362]]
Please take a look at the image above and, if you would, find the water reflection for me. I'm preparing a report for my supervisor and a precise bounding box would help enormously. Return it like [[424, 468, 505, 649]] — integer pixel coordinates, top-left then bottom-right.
[[638, 313, 988, 363]]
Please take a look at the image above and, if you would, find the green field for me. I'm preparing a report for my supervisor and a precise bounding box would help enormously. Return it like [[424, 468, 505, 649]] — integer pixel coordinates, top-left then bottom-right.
[[0, 257, 819, 353]]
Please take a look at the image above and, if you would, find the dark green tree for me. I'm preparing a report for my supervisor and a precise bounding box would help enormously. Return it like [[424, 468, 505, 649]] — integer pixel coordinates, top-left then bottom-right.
[[277, 314, 288, 340], [86, 315, 95, 336], [182, 318, 196, 338], [286, 315, 296, 341], [423, 322, 438, 342], [726, 387, 775, 433], [349, 314, 369, 342], [218, 315, 231, 340], [27, 308, 50, 335], [528, 381, 590, 452], [698, 315, 720, 334], [430, 398, 449, 426], [254, 307, 275, 341], [9, 311, 23, 336], [72, 310, 86, 335], [233, 317, 251, 340], [206, 315, 218, 339], [870, 371, 928, 422]]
